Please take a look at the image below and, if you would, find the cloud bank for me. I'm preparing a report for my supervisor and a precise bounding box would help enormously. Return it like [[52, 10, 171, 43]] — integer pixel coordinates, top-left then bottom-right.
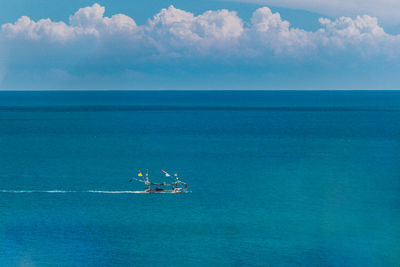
[[1, 3, 400, 89]]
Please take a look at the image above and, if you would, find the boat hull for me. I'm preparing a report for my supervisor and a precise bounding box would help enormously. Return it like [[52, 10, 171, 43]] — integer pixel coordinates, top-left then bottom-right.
[[145, 188, 185, 194]]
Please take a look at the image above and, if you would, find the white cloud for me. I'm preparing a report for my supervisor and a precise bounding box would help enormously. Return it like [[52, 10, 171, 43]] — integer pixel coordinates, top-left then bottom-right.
[[69, 3, 107, 27], [251, 7, 290, 32], [70, 3, 137, 37], [3, 3, 399, 58], [247, 7, 315, 56], [143, 6, 244, 56], [230, 0, 400, 26], [2, 3, 138, 44], [2, 16, 74, 43], [1, 2, 400, 86]]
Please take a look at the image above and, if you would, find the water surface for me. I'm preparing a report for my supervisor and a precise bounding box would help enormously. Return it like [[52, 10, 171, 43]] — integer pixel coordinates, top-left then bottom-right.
[[0, 91, 399, 266]]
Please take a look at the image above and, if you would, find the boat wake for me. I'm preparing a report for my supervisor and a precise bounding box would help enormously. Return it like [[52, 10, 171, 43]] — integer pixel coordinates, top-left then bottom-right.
[[0, 190, 147, 194]]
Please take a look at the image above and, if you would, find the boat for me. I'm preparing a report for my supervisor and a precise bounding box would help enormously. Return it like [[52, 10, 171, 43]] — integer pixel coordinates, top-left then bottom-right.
[[131, 169, 188, 193]]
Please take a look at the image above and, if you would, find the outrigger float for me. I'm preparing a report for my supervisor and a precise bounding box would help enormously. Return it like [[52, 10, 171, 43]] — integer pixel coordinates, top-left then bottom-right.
[[130, 169, 188, 193]]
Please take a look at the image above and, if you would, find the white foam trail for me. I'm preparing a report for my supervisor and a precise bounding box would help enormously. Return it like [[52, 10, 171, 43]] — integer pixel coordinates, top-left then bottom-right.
[[85, 190, 147, 194], [0, 190, 147, 194]]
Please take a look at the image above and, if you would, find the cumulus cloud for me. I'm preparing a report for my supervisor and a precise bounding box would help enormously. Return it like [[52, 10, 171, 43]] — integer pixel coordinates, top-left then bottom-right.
[[2, 3, 138, 43], [2, 16, 74, 43], [231, 0, 400, 26], [143, 6, 244, 55], [2, 3, 399, 59], [1, 3, 400, 89], [247, 7, 316, 56]]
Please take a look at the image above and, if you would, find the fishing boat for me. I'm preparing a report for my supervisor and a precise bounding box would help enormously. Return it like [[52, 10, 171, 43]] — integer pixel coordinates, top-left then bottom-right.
[[130, 169, 188, 193]]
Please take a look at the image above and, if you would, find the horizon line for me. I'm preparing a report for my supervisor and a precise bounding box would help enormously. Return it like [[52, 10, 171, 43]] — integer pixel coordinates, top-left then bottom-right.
[[1, 89, 400, 92]]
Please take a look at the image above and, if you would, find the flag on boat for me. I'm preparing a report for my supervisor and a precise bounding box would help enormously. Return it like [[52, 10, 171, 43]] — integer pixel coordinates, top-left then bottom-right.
[[161, 169, 171, 177]]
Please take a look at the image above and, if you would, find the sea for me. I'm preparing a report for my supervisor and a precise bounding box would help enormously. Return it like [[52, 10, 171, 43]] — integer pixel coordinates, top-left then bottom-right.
[[0, 91, 399, 266]]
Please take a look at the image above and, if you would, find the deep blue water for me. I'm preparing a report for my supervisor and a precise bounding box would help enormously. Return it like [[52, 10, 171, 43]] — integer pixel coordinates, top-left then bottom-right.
[[0, 91, 399, 266]]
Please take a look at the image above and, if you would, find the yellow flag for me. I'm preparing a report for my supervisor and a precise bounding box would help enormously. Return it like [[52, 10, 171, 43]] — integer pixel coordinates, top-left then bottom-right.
[[138, 172, 143, 177]]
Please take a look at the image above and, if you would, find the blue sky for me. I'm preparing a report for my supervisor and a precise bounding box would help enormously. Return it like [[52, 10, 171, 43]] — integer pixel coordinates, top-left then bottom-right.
[[1, 0, 400, 90]]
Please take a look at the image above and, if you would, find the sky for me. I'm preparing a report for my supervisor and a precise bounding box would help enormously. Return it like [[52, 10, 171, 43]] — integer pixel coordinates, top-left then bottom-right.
[[1, 0, 400, 90]]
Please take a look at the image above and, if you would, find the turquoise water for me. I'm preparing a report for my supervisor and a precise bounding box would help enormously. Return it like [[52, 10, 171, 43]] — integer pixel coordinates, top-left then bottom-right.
[[0, 91, 399, 266]]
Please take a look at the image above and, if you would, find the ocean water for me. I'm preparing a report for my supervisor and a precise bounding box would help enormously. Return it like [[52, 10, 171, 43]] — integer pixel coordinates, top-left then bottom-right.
[[0, 91, 399, 266]]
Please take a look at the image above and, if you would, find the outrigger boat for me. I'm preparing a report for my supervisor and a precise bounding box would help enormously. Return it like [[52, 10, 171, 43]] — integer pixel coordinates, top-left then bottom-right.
[[131, 169, 188, 193]]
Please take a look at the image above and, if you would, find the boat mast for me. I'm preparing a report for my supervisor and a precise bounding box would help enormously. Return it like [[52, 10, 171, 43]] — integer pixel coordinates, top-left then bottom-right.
[[145, 169, 151, 191]]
